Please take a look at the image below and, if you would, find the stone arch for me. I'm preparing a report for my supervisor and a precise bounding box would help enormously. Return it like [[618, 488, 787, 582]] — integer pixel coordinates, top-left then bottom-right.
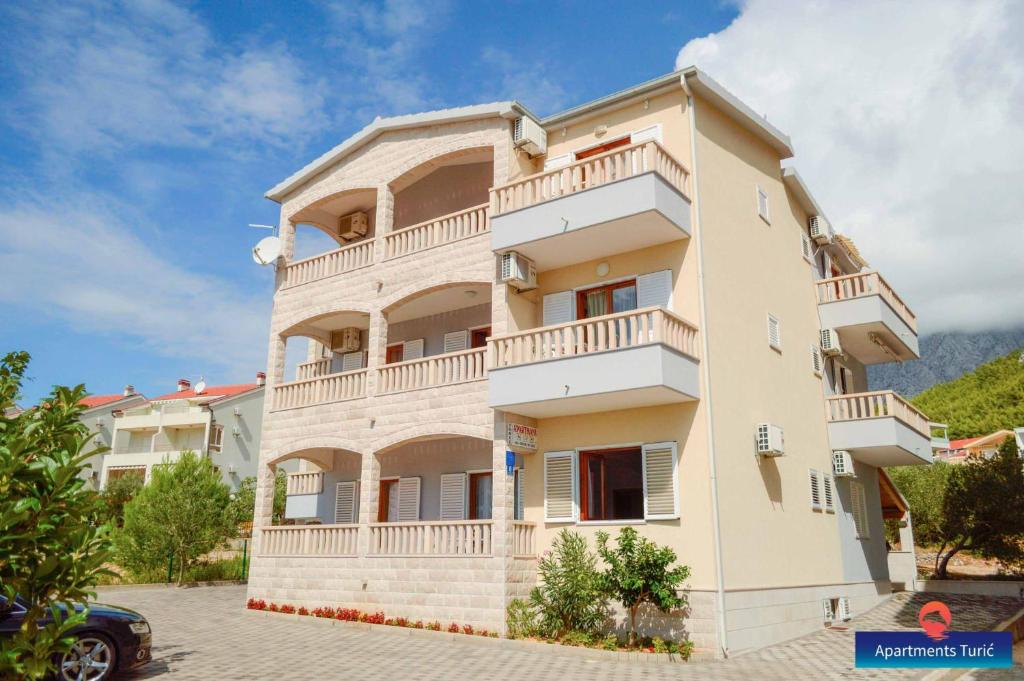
[[266, 435, 366, 468], [387, 144, 494, 194], [381, 274, 493, 314], [373, 422, 492, 456], [284, 185, 378, 230], [276, 301, 374, 338]]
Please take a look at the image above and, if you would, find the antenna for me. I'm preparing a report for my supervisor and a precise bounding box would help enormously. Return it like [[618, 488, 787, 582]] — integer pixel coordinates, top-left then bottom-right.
[[252, 236, 282, 265], [249, 224, 276, 231]]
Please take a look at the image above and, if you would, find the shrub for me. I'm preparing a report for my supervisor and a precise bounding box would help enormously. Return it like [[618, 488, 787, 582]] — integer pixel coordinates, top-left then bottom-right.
[[246, 598, 266, 610], [678, 639, 695, 660], [596, 527, 690, 646], [426, 621, 441, 631], [268, 603, 279, 612], [414, 620, 424, 629], [505, 598, 539, 639], [651, 636, 668, 654], [560, 631, 593, 647], [529, 530, 608, 637], [461, 624, 474, 635], [279, 604, 296, 614], [447, 622, 460, 633], [600, 634, 619, 651]]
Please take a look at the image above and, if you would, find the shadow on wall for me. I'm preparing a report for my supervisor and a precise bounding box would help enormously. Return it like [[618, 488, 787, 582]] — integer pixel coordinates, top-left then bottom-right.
[[757, 457, 783, 506], [608, 598, 695, 644]]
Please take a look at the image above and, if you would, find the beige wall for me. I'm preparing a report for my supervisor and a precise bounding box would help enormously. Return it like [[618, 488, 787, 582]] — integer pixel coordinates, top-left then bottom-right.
[[693, 94, 844, 589], [393, 161, 492, 230], [387, 303, 490, 357]]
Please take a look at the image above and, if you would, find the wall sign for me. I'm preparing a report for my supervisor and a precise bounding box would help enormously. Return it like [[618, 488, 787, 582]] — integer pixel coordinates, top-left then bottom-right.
[[506, 423, 537, 451]]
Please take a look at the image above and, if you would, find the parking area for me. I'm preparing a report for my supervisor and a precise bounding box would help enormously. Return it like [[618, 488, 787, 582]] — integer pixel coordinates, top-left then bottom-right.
[[98, 586, 1023, 680]]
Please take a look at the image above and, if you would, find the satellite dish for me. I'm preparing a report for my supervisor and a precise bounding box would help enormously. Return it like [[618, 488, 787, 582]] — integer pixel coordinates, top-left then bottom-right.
[[194, 379, 206, 395], [252, 236, 281, 265]]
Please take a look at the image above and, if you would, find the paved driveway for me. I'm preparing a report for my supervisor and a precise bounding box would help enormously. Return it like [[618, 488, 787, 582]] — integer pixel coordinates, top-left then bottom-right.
[[96, 586, 1023, 680]]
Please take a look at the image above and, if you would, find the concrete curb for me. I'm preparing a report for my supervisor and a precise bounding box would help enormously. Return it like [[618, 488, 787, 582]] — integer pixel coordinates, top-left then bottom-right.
[[243, 609, 715, 664], [97, 580, 246, 592]]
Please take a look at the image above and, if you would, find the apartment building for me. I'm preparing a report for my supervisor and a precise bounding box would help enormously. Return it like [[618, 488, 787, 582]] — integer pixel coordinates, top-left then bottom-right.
[[245, 67, 932, 655], [77, 387, 149, 488], [101, 376, 266, 492]]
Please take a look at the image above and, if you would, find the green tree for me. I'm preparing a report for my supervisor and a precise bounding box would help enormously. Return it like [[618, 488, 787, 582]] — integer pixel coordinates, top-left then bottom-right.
[[529, 529, 608, 638], [933, 437, 1024, 578], [596, 527, 690, 647], [0, 351, 113, 680], [99, 471, 144, 528], [230, 470, 287, 525], [116, 451, 235, 585], [886, 461, 954, 545]]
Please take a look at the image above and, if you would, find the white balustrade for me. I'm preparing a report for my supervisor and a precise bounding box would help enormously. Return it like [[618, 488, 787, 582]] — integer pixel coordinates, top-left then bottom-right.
[[378, 347, 487, 394], [384, 204, 489, 260], [282, 240, 374, 289], [286, 471, 324, 496], [368, 520, 492, 556], [815, 271, 917, 333], [825, 391, 930, 437], [271, 370, 368, 411], [258, 524, 358, 556], [511, 521, 536, 558], [295, 358, 331, 381]]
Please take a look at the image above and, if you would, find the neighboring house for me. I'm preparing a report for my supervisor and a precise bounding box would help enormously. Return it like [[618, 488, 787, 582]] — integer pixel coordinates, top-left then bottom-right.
[[935, 429, 1018, 464], [102, 375, 267, 492], [245, 67, 932, 656], [78, 387, 149, 488]]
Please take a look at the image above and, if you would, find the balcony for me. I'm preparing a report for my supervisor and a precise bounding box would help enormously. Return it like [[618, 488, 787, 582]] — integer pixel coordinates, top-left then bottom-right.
[[815, 272, 920, 364], [116, 404, 209, 430], [383, 203, 489, 260], [280, 240, 373, 289], [378, 348, 486, 394], [825, 391, 932, 466], [489, 141, 692, 271], [271, 369, 368, 411], [488, 307, 700, 418]]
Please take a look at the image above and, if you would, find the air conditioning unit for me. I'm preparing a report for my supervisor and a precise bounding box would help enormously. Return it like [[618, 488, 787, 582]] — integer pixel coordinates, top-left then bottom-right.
[[331, 327, 362, 353], [227, 464, 238, 474], [822, 599, 835, 623], [338, 211, 369, 241], [832, 451, 856, 478], [756, 423, 785, 456], [512, 116, 547, 156], [500, 251, 537, 291], [233, 407, 242, 417], [820, 328, 843, 356], [837, 597, 851, 621], [232, 426, 241, 437], [809, 215, 833, 245]]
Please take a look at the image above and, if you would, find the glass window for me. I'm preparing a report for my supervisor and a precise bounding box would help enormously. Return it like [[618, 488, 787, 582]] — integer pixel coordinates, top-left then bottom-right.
[[579, 448, 644, 521], [379, 479, 401, 523], [209, 424, 224, 452], [576, 281, 637, 320], [469, 472, 492, 520]]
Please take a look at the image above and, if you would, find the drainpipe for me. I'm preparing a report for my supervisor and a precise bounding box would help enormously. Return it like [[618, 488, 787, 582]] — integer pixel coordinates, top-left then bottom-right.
[[682, 73, 729, 658]]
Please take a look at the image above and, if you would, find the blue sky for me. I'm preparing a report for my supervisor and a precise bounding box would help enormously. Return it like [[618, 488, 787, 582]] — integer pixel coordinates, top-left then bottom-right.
[[2, 1, 1022, 407], [0, 0, 738, 405]]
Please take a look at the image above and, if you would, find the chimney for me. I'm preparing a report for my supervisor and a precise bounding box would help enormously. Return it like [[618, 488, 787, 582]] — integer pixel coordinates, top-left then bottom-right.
[[255, 372, 266, 387], [123, 384, 135, 397], [177, 378, 191, 392]]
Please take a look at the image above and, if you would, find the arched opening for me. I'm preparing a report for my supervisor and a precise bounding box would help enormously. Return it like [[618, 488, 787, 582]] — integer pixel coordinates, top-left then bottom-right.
[[271, 447, 363, 526], [290, 187, 377, 261], [374, 435, 495, 523], [390, 147, 493, 231], [280, 309, 372, 386]]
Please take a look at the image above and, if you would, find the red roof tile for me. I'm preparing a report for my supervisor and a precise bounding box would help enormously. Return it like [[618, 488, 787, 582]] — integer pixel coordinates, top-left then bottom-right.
[[948, 437, 982, 450], [79, 395, 133, 409], [149, 383, 260, 402]]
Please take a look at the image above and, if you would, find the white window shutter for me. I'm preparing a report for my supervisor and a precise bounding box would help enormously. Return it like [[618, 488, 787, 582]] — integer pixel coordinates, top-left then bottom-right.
[[397, 477, 421, 521], [542, 291, 575, 326], [402, 338, 424, 360], [801, 233, 813, 260], [631, 124, 663, 144], [543, 154, 572, 171], [757, 186, 770, 222], [334, 481, 359, 524], [439, 473, 467, 520], [809, 469, 822, 510], [443, 330, 468, 354], [544, 451, 576, 522], [822, 599, 835, 622], [823, 474, 835, 513], [514, 469, 525, 521], [811, 345, 823, 375], [837, 597, 851, 621], [636, 270, 672, 310], [341, 351, 365, 372], [642, 442, 678, 520], [767, 314, 781, 350], [851, 482, 869, 539]]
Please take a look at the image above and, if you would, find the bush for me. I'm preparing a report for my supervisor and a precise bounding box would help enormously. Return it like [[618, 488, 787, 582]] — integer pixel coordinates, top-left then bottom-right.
[[100, 472, 144, 527], [529, 530, 608, 637], [560, 631, 593, 647], [231, 471, 287, 524], [600, 634, 619, 651], [505, 598, 539, 639]]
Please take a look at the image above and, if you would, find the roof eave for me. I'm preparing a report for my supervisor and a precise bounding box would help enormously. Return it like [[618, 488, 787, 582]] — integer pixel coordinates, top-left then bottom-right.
[[540, 70, 686, 128], [781, 167, 827, 221], [265, 101, 530, 203]]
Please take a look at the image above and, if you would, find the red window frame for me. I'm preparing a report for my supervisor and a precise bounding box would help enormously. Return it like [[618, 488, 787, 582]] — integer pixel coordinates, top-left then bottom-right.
[[377, 479, 398, 523], [470, 327, 491, 349], [386, 344, 404, 364], [575, 280, 637, 320], [578, 447, 643, 521], [468, 471, 493, 520]]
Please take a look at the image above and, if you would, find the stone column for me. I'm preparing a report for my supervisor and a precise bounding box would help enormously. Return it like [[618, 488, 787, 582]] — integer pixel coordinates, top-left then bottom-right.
[[356, 451, 382, 557], [366, 311, 387, 396], [250, 459, 278, 557], [275, 219, 296, 291], [491, 411, 517, 635], [373, 184, 393, 264]]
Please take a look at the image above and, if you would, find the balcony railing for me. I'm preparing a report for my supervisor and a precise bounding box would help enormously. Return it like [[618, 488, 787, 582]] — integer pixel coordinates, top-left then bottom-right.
[[384, 203, 489, 260], [271, 369, 368, 411], [825, 391, 930, 437], [378, 347, 487, 394], [489, 306, 700, 369], [282, 240, 374, 289], [511, 521, 536, 558], [287, 471, 324, 496], [259, 524, 358, 557], [368, 520, 492, 557], [295, 358, 332, 381], [815, 271, 918, 333], [489, 141, 690, 216]]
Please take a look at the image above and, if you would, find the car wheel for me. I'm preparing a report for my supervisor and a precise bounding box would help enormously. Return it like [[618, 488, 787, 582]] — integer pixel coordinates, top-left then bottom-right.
[[58, 633, 116, 681]]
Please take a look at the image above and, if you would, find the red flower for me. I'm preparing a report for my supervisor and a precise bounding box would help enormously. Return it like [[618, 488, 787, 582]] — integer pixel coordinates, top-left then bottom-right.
[[448, 623, 460, 633]]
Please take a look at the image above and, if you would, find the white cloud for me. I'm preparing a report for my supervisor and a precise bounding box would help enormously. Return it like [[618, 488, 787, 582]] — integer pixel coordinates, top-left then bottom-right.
[[4, 0, 326, 154], [0, 195, 271, 378], [676, 0, 1024, 332], [479, 47, 570, 116]]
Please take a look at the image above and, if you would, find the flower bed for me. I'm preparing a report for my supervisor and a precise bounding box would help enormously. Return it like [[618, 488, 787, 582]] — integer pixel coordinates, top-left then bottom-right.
[[246, 598, 498, 638]]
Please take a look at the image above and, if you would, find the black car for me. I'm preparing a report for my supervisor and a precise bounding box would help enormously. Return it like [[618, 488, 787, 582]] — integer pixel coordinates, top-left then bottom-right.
[[0, 595, 151, 680]]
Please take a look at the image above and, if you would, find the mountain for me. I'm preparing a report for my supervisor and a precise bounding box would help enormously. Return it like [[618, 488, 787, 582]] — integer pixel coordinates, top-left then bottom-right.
[[868, 328, 1024, 396], [907, 348, 1024, 440]]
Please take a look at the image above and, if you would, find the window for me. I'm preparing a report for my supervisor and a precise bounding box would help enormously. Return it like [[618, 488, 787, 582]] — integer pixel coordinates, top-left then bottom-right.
[[576, 280, 637, 320], [822, 474, 835, 513], [574, 135, 631, 160], [513, 468, 525, 521], [851, 481, 869, 539], [208, 424, 224, 453], [378, 477, 421, 522], [809, 469, 822, 510], [801, 232, 814, 261], [767, 314, 781, 351], [470, 326, 491, 349], [579, 448, 644, 521], [468, 472, 493, 520], [386, 344, 404, 364], [757, 186, 770, 223], [443, 330, 469, 353], [335, 481, 359, 524], [811, 345, 823, 376]]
